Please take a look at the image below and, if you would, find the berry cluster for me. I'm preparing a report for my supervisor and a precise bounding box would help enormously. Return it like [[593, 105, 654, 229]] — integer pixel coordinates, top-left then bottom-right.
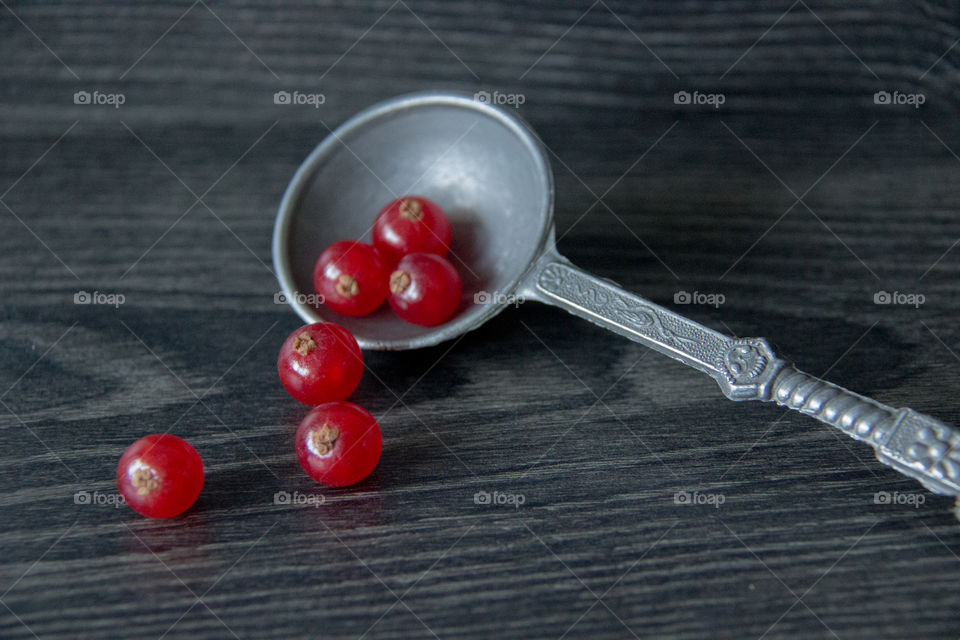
[[276, 321, 382, 487], [116, 196, 460, 519], [116, 321, 380, 518], [315, 196, 462, 327]]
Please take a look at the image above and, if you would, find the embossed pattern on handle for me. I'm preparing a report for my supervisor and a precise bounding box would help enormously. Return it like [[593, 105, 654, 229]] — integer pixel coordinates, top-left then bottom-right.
[[876, 409, 960, 496], [528, 256, 960, 498], [769, 366, 899, 445], [768, 366, 960, 496], [533, 259, 733, 377]]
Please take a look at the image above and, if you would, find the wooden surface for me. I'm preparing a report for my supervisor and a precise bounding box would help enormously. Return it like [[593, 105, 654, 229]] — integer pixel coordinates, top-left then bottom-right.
[[3, 1, 960, 638]]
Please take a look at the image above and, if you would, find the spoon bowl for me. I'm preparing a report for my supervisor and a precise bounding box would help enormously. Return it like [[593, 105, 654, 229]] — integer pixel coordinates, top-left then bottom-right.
[[273, 92, 553, 350]]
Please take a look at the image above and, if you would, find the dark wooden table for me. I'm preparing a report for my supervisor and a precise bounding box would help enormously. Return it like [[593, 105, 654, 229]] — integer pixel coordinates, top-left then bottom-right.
[[3, 2, 960, 638]]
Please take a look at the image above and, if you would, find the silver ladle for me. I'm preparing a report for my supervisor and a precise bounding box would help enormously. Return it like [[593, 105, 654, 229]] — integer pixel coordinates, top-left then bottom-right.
[[274, 91, 960, 507]]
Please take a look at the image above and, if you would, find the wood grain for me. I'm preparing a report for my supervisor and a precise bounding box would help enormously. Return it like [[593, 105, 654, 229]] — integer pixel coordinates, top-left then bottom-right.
[[2, 1, 960, 638]]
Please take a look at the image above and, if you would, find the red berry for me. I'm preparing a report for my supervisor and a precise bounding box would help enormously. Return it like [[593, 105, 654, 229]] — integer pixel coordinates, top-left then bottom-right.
[[388, 252, 462, 326], [295, 401, 382, 487], [116, 434, 204, 518], [372, 196, 452, 265], [314, 241, 389, 316], [277, 322, 363, 405]]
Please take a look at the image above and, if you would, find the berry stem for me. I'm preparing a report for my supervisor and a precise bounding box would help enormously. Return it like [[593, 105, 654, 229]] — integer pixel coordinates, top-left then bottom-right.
[[133, 468, 159, 496], [336, 274, 359, 298], [390, 270, 411, 294], [399, 198, 423, 221], [310, 424, 339, 456], [293, 331, 317, 355]]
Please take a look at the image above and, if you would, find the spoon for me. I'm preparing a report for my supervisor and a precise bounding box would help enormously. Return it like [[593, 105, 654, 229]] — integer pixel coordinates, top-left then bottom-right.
[[274, 91, 960, 506]]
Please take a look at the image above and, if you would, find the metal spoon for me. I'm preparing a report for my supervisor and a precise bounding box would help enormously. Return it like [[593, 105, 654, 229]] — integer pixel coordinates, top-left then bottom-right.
[[274, 91, 960, 505]]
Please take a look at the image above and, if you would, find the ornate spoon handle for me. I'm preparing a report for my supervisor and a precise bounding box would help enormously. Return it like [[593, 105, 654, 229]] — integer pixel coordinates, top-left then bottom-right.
[[525, 255, 960, 497]]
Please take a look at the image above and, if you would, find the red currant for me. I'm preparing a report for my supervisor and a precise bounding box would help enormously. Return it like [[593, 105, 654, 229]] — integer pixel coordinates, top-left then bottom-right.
[[295, 401, 382, 487], [388, 252, 462, 326], [314, 240, 389, 316], [372, 196, 452, 265], [116, 434, 204, 518], [277, 322, 363, 405]]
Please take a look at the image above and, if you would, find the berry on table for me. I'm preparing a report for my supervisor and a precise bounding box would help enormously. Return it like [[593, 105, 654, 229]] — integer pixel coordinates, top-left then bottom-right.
[[372, 196, 452, 265], [116, 434, 204, 518], [388, 252, 462, 326], [277, 322, 364, 405], [295, 401, 382, 487], [313, 240, 389, 316]]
